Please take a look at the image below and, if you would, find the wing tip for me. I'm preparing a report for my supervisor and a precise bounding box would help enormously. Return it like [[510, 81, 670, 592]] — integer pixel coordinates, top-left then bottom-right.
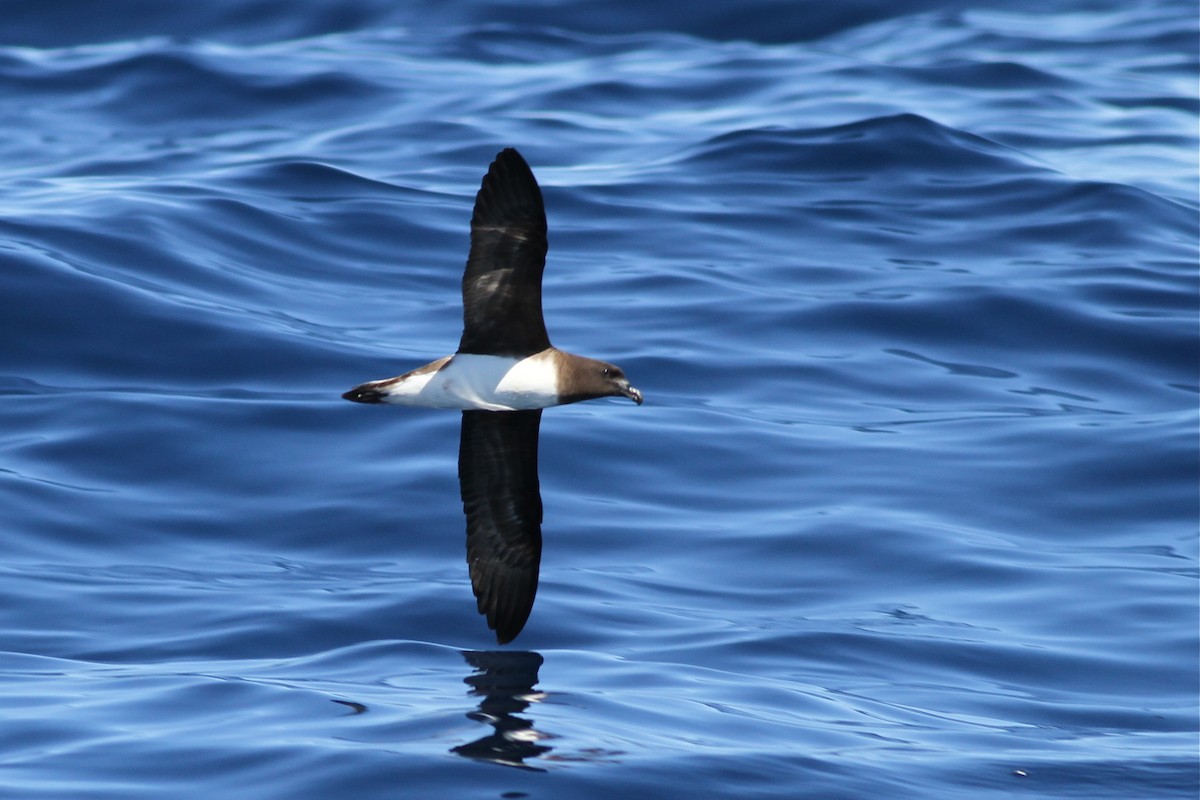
[[494, 146, 529, 170], [476, 147, 543, 216], [492, 623, 522, 646], [477, 577, 537, 645]]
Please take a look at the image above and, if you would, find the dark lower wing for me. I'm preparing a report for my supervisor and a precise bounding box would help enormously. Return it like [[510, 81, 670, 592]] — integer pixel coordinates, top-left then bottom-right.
[[458, 409, 543, 644], [458, 148, 551, 356]]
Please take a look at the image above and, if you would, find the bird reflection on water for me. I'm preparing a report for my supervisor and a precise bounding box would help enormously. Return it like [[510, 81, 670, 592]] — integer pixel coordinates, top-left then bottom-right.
[[452, 650, 550, 771]]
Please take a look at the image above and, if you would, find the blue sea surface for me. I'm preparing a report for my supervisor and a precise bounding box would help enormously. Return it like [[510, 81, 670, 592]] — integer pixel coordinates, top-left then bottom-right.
[[1, 2, 1196, 797]]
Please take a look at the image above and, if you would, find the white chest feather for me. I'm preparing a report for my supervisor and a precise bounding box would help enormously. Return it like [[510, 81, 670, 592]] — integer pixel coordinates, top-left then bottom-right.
[[377, 353, 560, 410]]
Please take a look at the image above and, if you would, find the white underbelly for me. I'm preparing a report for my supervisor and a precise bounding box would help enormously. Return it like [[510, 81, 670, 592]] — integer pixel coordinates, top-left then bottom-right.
[[383, 353, 560, 410]]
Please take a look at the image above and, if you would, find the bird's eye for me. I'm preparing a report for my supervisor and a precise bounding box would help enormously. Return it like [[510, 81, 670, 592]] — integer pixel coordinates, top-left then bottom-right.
[[602, 368, 611, 376]]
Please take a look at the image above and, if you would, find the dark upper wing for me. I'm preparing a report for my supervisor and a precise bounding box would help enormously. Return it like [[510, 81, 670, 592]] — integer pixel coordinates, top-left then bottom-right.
[[457, 148, 551, 356], [458, 409, 543, 644]]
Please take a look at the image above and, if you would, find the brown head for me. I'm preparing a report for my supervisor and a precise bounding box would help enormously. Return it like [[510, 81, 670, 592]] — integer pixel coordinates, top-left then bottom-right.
[[553, 352, 643, 406]]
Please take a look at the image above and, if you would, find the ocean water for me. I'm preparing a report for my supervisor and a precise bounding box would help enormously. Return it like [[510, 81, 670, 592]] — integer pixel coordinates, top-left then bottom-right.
[[1, 2, 1196, 797]]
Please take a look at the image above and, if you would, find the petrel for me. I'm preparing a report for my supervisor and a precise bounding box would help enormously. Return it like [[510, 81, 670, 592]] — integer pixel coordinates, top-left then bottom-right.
[[343, 148, 642, 643]]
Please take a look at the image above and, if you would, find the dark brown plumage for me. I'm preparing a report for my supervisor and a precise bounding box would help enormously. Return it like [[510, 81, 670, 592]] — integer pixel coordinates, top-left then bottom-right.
[[459, 409, 543, 643], [458, 148, 551, 357]]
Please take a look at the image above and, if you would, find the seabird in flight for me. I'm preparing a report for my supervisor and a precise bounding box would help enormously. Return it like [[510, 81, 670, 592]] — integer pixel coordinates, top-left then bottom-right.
[[344, 148, 642, 642]]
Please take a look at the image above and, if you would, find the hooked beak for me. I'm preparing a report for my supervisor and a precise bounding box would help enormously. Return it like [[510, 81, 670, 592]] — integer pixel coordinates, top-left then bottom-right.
[[620, 381, 643, 406]]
